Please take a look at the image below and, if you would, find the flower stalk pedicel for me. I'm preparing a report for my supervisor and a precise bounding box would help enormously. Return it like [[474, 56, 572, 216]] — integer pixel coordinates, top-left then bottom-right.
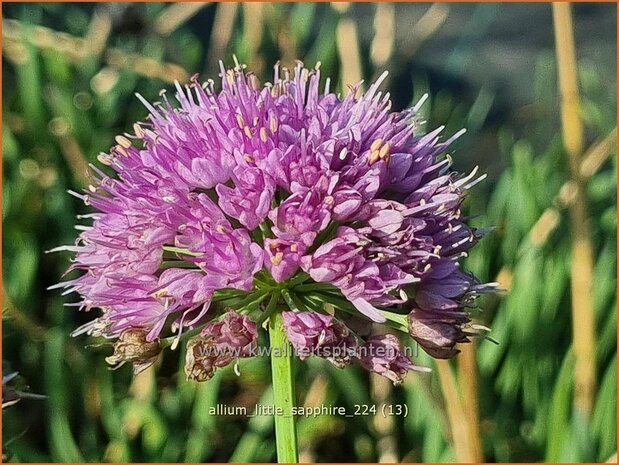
[[269, 311, 299, 462], [53, 60, 495, 462]]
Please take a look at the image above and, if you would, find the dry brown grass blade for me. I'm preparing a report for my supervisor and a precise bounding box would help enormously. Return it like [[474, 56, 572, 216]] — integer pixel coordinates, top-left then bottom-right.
[[333, 2, 364, 92], [579, 128, 617, 180], [552, 2, 597, 419], [436, 360, 478, 462], [85, 8, 112, 57], [372, 374, 398, 462], [3, 18, 190, 84], [457, 343, 484, 462], [370, 3, 395, 69], [406, 4, 449, 59], [154, 2, 210, 37], [205, 3, 239, 76], [529, 127, 616, 247], [299, 374, 329, 462], [242, 3, 265, 76]]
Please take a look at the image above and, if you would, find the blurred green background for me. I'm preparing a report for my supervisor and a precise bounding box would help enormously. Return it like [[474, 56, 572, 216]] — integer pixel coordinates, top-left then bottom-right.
[[2, 2, 617, 462]]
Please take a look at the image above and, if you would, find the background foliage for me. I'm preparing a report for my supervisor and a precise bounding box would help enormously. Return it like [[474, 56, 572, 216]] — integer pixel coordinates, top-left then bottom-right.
[[2, 2, 616, 462]]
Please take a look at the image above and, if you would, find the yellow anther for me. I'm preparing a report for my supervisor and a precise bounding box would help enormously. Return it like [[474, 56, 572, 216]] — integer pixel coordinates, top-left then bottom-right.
[[260, 127, 268, 143], [378, 143, 390, 160], [115, 135, 132, 149], [236, 114, 245, 129], [270, 117, 278, 133], [271, 252, 284, 266], [370, 138, 384, 152], [114, 146, 129, 157], [290, 243, 298, 252], [247, 74, 260, 90], [244, 154, 255, 163], [133, 123, 145, 138], [369, 150, 381, 164], [154, 289, 169, 298], [244, 126, 252, 138]]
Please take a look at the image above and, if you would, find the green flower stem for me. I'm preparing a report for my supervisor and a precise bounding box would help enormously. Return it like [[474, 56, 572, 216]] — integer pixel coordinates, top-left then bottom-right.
[[281, 289, 300, 311], [268, 311, 299, 463], [313, 291, 410, 333], [292, 282, 337, 293], [257, 291, 280, 325], [285, 271, 311, 287], [162, 245, 203, 257]]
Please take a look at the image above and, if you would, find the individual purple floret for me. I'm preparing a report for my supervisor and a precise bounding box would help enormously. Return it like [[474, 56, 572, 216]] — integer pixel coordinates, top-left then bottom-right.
[[216, 165, 275, 230], [356, 334, 430, 385], [264, 238, 306, 283]]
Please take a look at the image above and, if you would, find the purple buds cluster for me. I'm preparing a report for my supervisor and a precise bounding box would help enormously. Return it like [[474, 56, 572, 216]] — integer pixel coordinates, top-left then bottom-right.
[[54, 61, 493, 384]]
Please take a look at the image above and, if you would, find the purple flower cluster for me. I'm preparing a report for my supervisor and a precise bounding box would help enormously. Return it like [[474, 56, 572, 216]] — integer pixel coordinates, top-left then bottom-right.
[[55, 61, 492, 383]]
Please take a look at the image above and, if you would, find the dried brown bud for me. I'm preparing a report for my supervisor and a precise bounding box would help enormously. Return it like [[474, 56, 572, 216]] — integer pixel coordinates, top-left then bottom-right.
[[105, 329, 161, 374], [184, 337, 217, 382]]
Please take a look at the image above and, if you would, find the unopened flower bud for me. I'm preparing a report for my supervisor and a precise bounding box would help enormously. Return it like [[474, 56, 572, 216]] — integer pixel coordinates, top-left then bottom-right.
[[407, 311, 469, 359]]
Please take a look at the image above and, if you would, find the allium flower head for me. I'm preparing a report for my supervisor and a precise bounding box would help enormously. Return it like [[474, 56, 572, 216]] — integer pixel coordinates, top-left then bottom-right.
[[54, 60, 494, 384]]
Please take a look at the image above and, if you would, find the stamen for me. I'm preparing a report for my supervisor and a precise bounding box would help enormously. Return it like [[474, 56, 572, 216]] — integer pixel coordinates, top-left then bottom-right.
[[236, 114, 245, 129], [97, 153, 113, 165], [370, 139, 384, 152], [378, 143, 390, 161], [133, 123, 145, 138], [271, 252, 284, 266], [115, 135, 132, 149]]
